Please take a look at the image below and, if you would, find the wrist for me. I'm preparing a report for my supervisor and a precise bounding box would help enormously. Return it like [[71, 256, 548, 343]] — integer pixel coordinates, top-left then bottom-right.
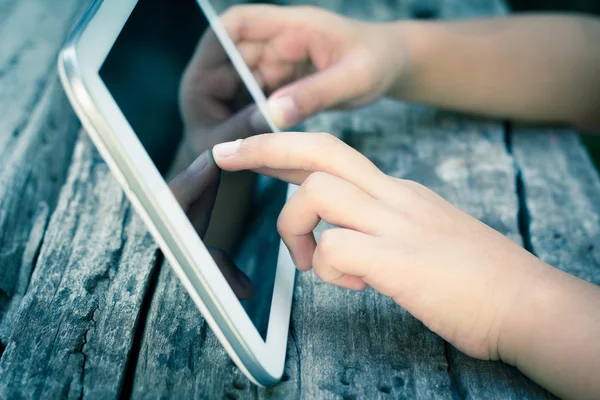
[[497, 258, 600, 398], [496, 256, 559, 366], [379, 21, 437, 100]]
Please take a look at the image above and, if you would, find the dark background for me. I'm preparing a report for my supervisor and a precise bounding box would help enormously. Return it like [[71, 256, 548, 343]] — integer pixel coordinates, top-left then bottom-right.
[[509, 0, 600, 170], [100, 0, 205, 174], [510, 0, 600, 14]]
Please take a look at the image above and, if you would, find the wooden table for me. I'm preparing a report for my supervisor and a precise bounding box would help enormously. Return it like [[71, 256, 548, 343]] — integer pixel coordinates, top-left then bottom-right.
[[1, 0, 599, 398]]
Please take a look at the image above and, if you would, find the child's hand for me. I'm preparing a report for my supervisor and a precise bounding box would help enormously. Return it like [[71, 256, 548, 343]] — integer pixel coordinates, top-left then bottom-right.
[[210, 132, 546, 360], [210, 132, 600, 398], [220, 5, 407, 128]]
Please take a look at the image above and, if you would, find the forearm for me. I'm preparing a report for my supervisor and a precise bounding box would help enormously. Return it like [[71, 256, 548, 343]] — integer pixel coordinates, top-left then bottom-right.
[[387, 15, 600, 131], [500, 262, 600, 399]]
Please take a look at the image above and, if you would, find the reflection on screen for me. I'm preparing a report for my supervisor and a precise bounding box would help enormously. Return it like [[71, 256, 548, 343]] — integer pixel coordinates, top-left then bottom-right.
[[99, 0, 285, 340]]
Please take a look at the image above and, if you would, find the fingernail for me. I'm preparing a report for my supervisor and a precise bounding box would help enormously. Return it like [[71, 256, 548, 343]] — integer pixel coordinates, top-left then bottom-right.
[[236, 269, 252, 289], [213, 139, 242, 160], [267, 96, 298, 128], [250, 107, 269, 132]]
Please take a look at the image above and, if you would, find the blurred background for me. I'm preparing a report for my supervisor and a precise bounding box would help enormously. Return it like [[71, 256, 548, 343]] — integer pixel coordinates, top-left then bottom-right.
[[511, 0, 600, 14]]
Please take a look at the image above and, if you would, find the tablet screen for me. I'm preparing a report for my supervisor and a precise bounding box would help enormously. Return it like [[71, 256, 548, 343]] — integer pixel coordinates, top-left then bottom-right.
[[99, 0, 285, 340]]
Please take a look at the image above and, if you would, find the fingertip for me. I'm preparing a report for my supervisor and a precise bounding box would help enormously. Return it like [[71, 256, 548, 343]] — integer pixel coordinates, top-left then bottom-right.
[[212, 139, 243, 164], [267, 95, 299, 129], [344, 276, 368, 291], [282, 234, 317, 272], [286, 244, 313, 272], [331, 275, 367, 291]]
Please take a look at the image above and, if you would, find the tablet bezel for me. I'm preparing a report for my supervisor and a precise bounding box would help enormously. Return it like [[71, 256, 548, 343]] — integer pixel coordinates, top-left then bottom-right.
[[58, 0, 296, 386]]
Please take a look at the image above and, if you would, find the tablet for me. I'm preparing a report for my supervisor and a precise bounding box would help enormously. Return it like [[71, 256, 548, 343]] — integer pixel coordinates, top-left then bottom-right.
[[58, 0, 295, 386]]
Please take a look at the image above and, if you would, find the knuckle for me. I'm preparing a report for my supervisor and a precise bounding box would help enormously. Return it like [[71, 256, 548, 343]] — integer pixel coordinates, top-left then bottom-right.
[[312, 265, 329, 283], [220, 6, 241, 27], [312, 231, 342, 284], [220, 5, 257, 39], [396, 178, 436, 198], [276, 211, 291, 237], [302, 171, 330, 194], [402, 179, 426, 191], [317, 230, 339, 261], [391, 177, 419, 194], [312, 258, 337, 285], [352, 56, 376, 93], [314, 132, 341, 146], [221, 4, 250, 20]]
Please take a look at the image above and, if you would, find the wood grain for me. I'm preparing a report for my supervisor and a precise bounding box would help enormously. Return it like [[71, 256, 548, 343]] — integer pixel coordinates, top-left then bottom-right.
[[0, 0, 90, 350], [511, 129, 600, 284], [0, 136, 159, 399]]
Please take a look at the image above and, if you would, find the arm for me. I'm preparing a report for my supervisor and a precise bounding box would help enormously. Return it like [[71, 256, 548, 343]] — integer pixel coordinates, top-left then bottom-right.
[[500, 265, 600, 399], [389, 15, 600, 131]]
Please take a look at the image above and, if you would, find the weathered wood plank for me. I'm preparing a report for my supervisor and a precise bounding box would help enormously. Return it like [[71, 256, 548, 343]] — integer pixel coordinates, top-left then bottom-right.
[[0, 0, 18, 26], [0, 0, 90, 350], [131, 264, 260, 400], [0, 136, 159, 399], [511, 129, 600, 285], [0, 0, 88, 158], [0, 79, 80, 344]]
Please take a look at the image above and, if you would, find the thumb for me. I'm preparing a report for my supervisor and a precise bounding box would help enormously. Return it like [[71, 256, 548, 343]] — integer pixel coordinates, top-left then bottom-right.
[[267, 60, 369, 128]]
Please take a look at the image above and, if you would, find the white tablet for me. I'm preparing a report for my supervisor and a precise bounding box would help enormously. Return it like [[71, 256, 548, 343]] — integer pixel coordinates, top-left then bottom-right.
[[58, 0, 295, 386]]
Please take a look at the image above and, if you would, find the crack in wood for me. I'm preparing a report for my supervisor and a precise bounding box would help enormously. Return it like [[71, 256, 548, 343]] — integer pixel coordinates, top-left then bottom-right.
[[443, 342, 465, 400], [504, 122, 534, 253], [289, 321, 301, 399], [118, 250, 163, 400], [25, 206, 49, 293], [77, 323, 92, 400]]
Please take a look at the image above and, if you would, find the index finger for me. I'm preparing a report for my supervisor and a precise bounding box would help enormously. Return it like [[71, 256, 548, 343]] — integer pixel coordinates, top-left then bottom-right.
[[211, 132, 389, 198]]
